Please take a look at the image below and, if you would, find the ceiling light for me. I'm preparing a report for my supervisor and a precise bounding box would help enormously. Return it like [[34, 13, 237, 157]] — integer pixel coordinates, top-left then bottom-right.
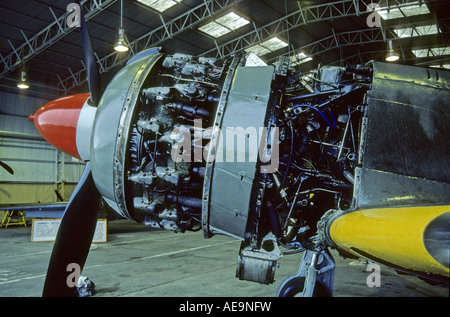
[[386, 40, 400, 62], [386, 51, 400, 62], [17, 71, 29, 89], [199, 12, 250, 38], [114, 0, 129, 52], [115, 28, 129, 52]]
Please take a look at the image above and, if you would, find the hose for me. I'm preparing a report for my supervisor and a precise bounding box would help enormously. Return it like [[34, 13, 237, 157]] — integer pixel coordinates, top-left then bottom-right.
[[292, 104, 334, 128], [266, 200, 282, 239]]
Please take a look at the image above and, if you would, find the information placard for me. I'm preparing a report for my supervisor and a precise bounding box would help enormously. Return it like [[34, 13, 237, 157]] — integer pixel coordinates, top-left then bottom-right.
[[31, 219, 107, 243]]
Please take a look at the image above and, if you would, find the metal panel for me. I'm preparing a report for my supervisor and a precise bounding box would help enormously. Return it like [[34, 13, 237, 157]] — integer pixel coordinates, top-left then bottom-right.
[[0, 91, 49, 135], [364, 63, 450, 182], [0, 90, 82, 203], [90, 55, 152, 217], [0, 133, 84, 204], [207, 65, 274, 239], [355, 62, 450, 209], [90, 53, 164, 219], [354, 168, 450, 208]]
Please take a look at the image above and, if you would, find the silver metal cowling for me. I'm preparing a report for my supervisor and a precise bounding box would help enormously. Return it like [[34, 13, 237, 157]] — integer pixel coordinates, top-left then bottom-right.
[[90, 53, 164, 219], [202, 64, 276, 240]]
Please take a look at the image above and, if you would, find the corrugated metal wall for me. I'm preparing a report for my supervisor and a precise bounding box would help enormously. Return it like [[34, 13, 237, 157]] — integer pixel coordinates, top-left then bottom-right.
[[0, 91, 85, 205]]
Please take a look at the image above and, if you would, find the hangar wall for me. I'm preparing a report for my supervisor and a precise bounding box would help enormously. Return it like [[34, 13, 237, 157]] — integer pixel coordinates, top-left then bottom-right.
[[0, 91, 85, 205]]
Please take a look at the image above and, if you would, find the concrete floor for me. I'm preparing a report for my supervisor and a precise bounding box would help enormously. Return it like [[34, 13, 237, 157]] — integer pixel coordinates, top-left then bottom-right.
[[0, 219, 448, 298]]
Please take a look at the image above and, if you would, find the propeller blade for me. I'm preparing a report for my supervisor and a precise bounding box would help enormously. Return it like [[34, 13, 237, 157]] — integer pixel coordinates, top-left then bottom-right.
[[0, 160, 14, 175], [76, 0, 101, 105], [42, 162, 100, 297]]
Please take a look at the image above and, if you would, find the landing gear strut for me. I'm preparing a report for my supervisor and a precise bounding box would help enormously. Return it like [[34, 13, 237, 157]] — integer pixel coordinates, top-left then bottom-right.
[[277, 248, 335, 297]]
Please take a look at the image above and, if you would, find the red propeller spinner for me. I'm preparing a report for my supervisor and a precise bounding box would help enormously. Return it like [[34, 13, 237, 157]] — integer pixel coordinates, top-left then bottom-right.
[[28, 93, 95, 161]]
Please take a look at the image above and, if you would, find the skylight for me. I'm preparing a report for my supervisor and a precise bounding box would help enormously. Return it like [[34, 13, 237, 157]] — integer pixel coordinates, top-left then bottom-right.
[[245, 37, 289, 57], [430, 64, 450, 69], [290, 52, 313, 66], [393, 24, 439, 38], [199, 12, 250, 38], [412, 47, 450, 58], [137, 0, 183, 13], [377, 4, 430, 20]]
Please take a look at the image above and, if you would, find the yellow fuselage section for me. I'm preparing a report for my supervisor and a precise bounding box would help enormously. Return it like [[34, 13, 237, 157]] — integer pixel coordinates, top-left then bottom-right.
[[329, 206, 449, 277]]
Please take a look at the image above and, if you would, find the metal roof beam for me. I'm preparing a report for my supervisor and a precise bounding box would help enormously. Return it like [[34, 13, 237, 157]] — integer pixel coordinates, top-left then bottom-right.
[[266, 18, 443, 64], [197, 0, 419, 59], [0, 0, 117, 80], [326, 49, 450, 68], [58, 0, 244, 93]]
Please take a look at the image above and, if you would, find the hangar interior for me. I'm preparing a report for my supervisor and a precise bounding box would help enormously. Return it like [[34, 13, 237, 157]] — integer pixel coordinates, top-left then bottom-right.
[[0, 0, 449, 298]]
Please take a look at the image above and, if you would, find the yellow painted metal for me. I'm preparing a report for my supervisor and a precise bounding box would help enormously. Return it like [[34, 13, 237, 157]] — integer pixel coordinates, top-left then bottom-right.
[[1, 210, 27, 228], [329, 206, 449, 277]]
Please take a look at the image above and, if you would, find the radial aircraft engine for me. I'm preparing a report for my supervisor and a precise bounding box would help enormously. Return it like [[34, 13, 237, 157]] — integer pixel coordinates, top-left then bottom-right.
[[30, 6, 449, 297]]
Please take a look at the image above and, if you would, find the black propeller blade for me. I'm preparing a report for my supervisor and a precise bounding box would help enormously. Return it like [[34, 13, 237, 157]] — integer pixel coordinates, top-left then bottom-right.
[[0, 160, 14, 175], [76, 0, 101, 105], [42, 2, 104, 297], [42, 162, 100, 297]]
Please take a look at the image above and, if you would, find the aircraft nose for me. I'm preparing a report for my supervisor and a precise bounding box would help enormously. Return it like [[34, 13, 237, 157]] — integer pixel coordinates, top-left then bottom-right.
[[30, 93, 91, 160]]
